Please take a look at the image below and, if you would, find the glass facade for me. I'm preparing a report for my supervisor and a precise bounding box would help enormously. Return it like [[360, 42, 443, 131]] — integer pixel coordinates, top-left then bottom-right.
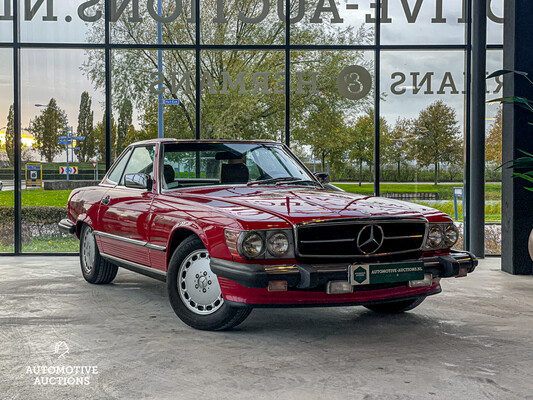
[[0, 0, 503, 255]]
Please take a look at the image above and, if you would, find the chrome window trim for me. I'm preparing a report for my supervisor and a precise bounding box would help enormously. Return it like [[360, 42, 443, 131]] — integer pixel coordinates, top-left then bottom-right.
[[94, 231, 166, 252]]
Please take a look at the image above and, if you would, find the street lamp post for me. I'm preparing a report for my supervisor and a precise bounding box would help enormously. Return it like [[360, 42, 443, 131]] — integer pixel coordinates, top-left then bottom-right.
[[35, 104, 70, 181]]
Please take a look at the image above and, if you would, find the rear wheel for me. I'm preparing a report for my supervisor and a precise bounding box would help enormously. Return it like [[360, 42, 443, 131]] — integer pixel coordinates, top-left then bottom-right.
[[79, 224, 118, 284], [167, 236, 252, 331], [364, 297, 425, 314]]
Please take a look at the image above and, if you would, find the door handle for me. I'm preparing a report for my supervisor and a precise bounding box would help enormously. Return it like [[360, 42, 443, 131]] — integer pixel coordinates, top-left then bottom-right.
[[101, 198, 110, 205]]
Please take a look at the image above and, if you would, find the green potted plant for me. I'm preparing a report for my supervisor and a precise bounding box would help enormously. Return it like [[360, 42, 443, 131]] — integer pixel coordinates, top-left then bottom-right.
[[488, 70, 533, 261]]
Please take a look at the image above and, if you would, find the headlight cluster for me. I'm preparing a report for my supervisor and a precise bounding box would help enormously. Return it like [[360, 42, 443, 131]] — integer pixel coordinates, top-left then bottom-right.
[[224, 229, 295, 259], [424, 223, 459, 250]]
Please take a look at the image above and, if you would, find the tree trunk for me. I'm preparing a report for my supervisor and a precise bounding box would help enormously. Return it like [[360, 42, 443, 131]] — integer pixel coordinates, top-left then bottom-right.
[[434, 162, 438, 185], [359, 160, 363, 186], [397, 161, 401, 182]]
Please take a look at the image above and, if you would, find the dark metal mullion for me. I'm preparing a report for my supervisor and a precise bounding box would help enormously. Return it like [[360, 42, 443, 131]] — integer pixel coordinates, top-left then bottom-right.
[[105, 0, 112, 171], [13, 0, 21, 254], [285, 0, 290, 147], [195, 0, 200, 141], [373, 0, 381, 197], [6, 43, 486, 51], [469, 0, 487, 257], [464, 0, 473, 250]]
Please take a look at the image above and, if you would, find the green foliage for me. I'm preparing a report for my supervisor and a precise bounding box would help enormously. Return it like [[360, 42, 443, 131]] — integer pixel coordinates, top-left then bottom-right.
[[117, 99, 133, 154], [413, 100, 462, 185], [488, 70, 533, 191], [94, 115, 117, 161], [74, 92, 96, 162], [346, 110, 384, 185], [29, 99, 66, 163], [4, 104, 14, 167]]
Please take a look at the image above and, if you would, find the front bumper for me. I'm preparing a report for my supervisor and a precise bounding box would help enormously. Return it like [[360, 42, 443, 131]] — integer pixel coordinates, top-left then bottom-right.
[[58, 218, 76, 235], [210, 250, 478, 290]]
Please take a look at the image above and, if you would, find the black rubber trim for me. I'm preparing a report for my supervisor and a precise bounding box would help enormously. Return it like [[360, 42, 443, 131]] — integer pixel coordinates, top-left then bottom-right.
[[58, 218, 76, 235], [100, 255, 167, 282], [224, 288, 441, 308], [211, 251, 477, 290]]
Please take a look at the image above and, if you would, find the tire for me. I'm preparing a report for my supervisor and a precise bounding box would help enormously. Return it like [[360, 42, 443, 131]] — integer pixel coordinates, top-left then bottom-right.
[[364, 297, 425, 314], [79, 224, 118, 284], [167, 236, 252, 331]]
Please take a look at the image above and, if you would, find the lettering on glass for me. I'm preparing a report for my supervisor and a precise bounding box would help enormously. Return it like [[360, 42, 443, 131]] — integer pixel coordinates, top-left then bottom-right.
[[0, 0, 504, 25]]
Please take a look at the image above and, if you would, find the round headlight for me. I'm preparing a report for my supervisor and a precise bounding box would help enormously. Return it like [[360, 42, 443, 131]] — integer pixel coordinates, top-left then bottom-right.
[[444, 224, 459, 246], [427, 225, 443, 248], [267, 232, 290, 257], [240, 232, 264, 258]]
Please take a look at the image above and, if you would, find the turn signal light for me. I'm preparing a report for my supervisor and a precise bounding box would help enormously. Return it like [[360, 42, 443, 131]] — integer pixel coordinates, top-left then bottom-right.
[[268, 281, 288, 292]]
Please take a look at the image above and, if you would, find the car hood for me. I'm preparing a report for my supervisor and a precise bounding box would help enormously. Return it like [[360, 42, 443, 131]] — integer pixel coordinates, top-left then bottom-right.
[[172, 186, 448, 225]]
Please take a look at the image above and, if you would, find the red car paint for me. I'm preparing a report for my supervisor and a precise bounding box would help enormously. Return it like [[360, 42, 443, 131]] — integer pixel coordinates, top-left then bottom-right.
[[66, 139, 459, 306]]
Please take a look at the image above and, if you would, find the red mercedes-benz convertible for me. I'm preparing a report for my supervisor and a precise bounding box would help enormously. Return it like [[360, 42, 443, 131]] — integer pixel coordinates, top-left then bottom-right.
[[59, 139, 477, 330]]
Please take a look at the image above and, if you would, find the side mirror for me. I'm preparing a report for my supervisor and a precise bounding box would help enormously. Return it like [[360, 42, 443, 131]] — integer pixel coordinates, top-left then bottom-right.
[[314, 172, 330, 185], [124, 173, 153, 191]]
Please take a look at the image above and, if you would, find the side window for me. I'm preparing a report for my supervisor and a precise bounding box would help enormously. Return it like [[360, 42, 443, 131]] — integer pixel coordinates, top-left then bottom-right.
[[107, 148, 132, 184], [121, 146, 155, 185]]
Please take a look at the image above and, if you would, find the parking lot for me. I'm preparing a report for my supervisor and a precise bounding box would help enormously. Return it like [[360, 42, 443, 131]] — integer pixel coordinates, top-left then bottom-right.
[[1, 257, 532, 399]]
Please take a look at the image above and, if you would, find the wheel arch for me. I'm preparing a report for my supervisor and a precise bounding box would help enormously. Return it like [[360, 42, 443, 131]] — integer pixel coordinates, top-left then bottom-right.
[[166, 226, 207, 267]]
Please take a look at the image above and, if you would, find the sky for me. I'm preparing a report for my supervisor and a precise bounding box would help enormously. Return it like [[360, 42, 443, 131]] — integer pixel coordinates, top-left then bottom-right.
[[0, 0, 504, 142]]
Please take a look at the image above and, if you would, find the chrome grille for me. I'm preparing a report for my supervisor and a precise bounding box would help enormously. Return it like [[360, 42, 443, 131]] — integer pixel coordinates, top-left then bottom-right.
[[296, 218, 428, 259]]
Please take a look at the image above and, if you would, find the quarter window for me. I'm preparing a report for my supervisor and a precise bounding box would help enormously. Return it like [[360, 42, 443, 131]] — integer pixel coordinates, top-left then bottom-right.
[[121, 146, 156, 185], [107, 148, 132, 184]]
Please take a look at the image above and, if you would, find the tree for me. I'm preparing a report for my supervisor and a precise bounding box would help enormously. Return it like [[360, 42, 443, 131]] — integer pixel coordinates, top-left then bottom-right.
[[117, 99, 133, 154], [29, 99, 65, 163], [94, 115, 117, 162], [486, 107, 502, 165], [5, 105, 14, 166], [82, 0, 373, 145], [413, 100, 463, 185], [74, 92, 96, 162], [381, 118, 416, 182], [347, 110, 388, 186]]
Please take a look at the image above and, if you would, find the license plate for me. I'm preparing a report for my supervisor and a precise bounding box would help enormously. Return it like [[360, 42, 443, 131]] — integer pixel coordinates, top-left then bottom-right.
[[349, 261, 425, 286]]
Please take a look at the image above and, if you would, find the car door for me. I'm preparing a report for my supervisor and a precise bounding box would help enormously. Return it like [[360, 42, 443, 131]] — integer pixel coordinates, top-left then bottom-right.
[[96, 145, 156, 267]]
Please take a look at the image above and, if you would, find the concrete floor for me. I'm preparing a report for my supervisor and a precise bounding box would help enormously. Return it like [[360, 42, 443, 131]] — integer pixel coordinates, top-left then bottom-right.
[[1, 257, 532, 400]]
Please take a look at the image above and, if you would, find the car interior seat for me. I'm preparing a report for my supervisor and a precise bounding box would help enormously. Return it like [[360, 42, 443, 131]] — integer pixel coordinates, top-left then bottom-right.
[[163, 164, 176, 186], [220, 163, 249, 184]]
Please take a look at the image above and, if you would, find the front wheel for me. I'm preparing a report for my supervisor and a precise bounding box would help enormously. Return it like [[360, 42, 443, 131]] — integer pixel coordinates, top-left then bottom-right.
[[364, 297, 425, 314], [79, 224, 118, 284], [167, 236, 252, 331]]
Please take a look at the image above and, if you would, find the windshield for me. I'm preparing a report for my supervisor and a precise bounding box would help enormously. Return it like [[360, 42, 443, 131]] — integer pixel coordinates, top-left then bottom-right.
[[161, 142, 317, 190]]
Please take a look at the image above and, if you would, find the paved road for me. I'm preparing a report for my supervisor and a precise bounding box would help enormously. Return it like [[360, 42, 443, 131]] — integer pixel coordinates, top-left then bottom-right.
[[1, 257, 532, 399]]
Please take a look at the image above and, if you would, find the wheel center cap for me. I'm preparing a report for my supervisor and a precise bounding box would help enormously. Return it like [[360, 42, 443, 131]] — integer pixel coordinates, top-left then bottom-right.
[[198, 275, 208, 289]]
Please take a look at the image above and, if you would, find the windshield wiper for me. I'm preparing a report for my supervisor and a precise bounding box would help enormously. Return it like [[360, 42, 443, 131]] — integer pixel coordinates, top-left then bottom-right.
[[247, 177, 299, 186], [275, 179, 323, 188]]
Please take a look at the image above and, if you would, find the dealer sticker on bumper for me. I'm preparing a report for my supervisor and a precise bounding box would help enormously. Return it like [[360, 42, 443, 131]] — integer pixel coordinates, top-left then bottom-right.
[[349, 262, 425, 285]]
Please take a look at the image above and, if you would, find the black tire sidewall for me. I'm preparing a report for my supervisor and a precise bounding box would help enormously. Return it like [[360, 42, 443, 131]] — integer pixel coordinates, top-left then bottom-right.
[[79, 224, 98, 282], [167, 236, 251, 331]]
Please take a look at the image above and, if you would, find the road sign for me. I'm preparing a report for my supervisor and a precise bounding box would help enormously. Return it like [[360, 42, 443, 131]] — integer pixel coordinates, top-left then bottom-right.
[[59, 141, 73, 145], [164, 99, 180, 105], [92, 162, 97, 168], [60, 166, 78, 175], [72, 136, 85, 140], [25, 163, 42, 189], [59, 136, 68, 140]]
